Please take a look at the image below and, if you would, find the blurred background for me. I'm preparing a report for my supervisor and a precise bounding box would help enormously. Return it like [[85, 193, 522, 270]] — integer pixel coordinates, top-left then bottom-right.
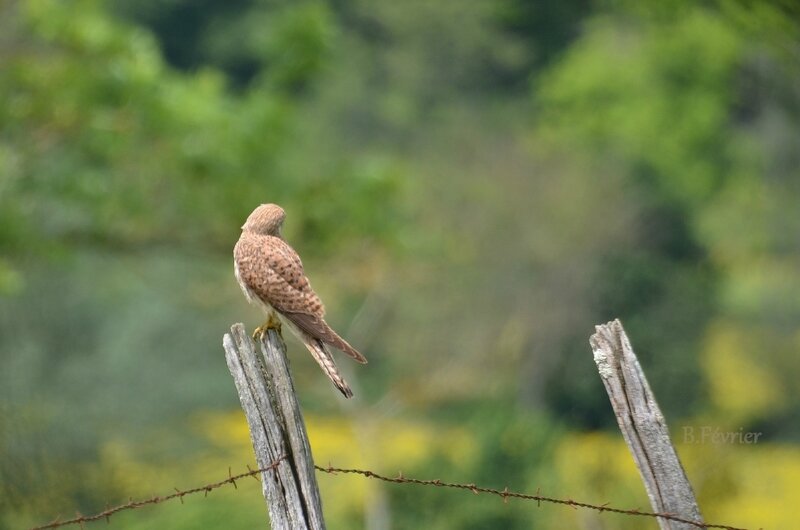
[[2, 0, 799, 528]]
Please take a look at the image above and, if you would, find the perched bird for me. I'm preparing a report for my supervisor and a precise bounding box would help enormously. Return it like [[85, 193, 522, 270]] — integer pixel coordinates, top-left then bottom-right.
[[233, 203, 367, 397]]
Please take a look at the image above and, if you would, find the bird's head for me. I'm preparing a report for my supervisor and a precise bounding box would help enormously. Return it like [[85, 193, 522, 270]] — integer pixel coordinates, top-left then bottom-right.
[[241, 203, 286, 237]]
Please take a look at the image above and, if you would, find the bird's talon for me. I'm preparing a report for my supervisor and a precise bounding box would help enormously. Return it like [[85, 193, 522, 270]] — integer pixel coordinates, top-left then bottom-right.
[[252, 315, 282, 341], [252, 325, 267, 341]]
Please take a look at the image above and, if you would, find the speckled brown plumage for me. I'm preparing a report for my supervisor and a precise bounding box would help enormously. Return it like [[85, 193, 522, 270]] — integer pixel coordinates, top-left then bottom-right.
[[233, 203, 367, 398]]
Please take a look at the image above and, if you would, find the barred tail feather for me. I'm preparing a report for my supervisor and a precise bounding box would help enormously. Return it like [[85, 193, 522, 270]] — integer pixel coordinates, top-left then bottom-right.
[[302, 336, 354, 398]]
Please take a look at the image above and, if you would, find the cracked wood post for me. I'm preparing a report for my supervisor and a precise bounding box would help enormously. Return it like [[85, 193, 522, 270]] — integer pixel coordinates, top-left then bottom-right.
[[590, 319, 703, 530], [223, 323, 326, 530]]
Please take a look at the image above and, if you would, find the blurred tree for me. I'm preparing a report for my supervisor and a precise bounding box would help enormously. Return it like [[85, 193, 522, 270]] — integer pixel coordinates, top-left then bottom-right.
[[109, 0, 582, 95], [111, 0, 338, 92], [500, 0, 592, 79], [0, 0, 408, 276], [529, 1, 800, 428]]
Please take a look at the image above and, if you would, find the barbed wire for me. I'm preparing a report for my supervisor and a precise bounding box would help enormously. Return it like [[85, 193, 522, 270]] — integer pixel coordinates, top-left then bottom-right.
[[315, 464, 754, 530], [30, 458, 286, 530], [31, 460, 755, 530]]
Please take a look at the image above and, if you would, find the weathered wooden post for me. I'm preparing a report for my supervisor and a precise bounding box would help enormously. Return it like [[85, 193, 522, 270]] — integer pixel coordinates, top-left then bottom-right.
[[223, 323, 326, 530], [590, 319, 703, 530]]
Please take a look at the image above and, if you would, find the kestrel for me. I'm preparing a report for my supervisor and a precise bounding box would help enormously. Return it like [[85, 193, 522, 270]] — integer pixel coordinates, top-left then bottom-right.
[[234, 203, 367, 398]]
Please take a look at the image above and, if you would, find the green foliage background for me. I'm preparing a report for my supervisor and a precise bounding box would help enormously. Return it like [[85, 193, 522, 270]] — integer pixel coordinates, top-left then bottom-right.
[[2, 0, 799, 528]]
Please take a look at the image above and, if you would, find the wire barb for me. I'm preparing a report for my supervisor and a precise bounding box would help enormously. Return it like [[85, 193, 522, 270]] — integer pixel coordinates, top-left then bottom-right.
[[228, 466, 238, 489]]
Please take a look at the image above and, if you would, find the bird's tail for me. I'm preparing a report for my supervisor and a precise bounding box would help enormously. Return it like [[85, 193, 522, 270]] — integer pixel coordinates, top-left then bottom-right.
[[302, 335, 354, 398]]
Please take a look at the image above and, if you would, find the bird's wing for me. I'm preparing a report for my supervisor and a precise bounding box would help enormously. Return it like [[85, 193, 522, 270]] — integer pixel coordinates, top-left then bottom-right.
[[237, 234, 367, 364], [260, 235, 325, 314], [282, 311, 368, 364]]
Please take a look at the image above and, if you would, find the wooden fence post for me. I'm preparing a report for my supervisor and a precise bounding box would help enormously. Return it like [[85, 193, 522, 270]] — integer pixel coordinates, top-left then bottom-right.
[[590, 319, 703, 530], [223, 323, 326, 530]]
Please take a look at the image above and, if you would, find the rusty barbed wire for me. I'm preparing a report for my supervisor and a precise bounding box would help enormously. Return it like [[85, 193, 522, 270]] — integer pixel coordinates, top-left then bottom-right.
[[30, 457, 287, 530], [315, 465, 753, 530], [31, 459, 754, 530]]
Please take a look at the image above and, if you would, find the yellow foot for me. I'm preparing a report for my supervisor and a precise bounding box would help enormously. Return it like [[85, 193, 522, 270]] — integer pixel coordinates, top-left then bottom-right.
[[252, 313, 282, 340], [252, 325, 267, 341]]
